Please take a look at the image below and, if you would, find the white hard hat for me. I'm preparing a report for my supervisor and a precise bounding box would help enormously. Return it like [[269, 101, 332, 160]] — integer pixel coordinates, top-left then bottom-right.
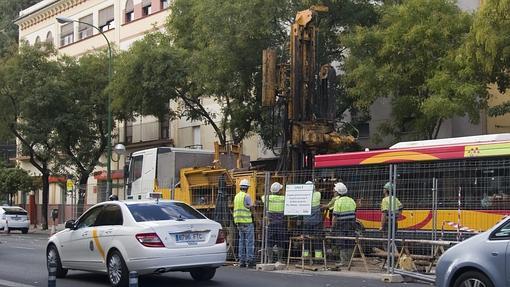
[[240, 179, 250, 188], [270, 182, 283, 193], [334, 182, 348, 195], [305, 181, 313, 184]]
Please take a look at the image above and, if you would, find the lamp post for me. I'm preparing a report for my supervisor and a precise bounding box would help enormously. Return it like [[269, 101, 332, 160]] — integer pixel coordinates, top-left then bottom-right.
[[56, 16, 113, 197]]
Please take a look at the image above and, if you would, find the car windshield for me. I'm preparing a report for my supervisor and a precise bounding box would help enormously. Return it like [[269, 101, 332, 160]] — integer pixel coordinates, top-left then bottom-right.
[[127, 202, 206, 222], [4, 208, 27, 215]]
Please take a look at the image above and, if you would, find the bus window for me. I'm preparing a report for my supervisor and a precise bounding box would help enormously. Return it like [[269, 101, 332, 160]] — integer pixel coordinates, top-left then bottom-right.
[[130, 155, 143, 182]]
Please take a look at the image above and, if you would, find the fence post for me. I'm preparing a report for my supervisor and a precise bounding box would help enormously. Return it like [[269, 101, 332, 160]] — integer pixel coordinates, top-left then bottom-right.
[[129, 271, 138, 287], [261, 172, 270, 264], [48, 262, 57, 287]]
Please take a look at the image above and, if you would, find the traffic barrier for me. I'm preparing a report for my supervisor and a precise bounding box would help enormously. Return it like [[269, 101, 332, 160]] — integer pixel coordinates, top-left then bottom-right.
[[48, 261, 57, 287], [129, 271, 138, 287]]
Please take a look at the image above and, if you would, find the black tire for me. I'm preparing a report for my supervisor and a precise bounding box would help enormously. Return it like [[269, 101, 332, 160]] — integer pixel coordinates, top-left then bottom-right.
[[190, 267, 217, 282], [453, 271, 494, 287], [107, 250, 129, 287], [46, 244, 68, 278], [21, 228, 28, 234]]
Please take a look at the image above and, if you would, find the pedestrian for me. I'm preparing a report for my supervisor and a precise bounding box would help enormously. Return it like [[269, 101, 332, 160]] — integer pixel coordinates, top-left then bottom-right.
[[332, 182, 357, 267], [302, 180, 323, 259], [233, 179, 256, 268], [261, 182, 285, 263], [379, 182, 403, 240]]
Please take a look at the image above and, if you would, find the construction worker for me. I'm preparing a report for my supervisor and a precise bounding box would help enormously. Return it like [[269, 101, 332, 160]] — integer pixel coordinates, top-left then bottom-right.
[[233, 179, 255, 268], [302, 180, 323, 259], [332, 182, 357, 267], [380, 182, 403, 239], [261, 182, 285, 263]]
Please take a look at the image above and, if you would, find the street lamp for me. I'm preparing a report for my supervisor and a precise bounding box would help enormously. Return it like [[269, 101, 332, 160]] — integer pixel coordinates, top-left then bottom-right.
[[56, 16, 114, 197]]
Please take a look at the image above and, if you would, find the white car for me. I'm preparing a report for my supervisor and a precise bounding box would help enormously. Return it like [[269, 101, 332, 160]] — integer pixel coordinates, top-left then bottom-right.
[[46, 200, 226, 287], [0, 206, 30, 234]]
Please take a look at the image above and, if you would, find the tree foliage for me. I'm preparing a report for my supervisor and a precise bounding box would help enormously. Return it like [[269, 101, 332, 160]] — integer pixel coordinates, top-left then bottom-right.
[[0, 43, 65, 228], [344, 0, 488, 140], [467, 0, 510, 116], [0, 0, 40, 57], [0, 165, 35, 205]]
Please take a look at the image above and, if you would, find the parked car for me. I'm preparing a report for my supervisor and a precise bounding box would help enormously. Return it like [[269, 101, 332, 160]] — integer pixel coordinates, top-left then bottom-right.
[[436, 216, 510, 287], [46, 200, 226, 287], [0, 206, 29, 234]]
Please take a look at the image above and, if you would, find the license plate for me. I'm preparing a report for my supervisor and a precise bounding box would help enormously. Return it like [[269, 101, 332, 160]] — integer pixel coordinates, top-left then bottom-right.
[[11, 217, 21, 221], [174, 232, 205, 243]]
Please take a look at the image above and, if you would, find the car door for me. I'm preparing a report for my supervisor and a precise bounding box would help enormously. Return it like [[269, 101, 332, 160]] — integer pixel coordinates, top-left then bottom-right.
[[487, 219, 510, 287], [93, 204, 124, 271], [61, 205, 104, 270]]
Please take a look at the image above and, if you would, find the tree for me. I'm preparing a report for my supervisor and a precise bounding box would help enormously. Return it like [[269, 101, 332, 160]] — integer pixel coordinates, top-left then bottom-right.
[[0, 43, 65, 229], [54, 51, 112, 215], [112, 0, 380, 147], [344, 0, 488, 140], [467, 0, 510, 116], [0, 165, 35, 206], [0, 0, 40, 57]]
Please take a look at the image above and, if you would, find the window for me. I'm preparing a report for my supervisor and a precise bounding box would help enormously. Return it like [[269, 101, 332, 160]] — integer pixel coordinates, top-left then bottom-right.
[[130, 155, 143, 182], [127, 202, 206, 222], [142, 5, 152, 16], [161, 0, 170, 9], [34, 36, 41, 44], [142, 0, 152, 16], [60, 23, 74, 46], [95, 205, 123, 226], [125, 0, 134, 23], [490, 219, 510, 240], [75, 206, 103, 229], [99, 5, 115, 32], [46, 31, 53, 44], [78, 14, 93, 40], [192, 126, 201, 146]]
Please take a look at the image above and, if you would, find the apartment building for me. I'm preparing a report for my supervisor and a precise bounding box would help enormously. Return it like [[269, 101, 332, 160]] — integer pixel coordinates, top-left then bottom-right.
[[14, 0, 268, 222]]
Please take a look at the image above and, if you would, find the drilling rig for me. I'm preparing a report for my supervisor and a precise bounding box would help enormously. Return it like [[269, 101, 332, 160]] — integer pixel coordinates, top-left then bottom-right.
[[262, 5, 354, 171]]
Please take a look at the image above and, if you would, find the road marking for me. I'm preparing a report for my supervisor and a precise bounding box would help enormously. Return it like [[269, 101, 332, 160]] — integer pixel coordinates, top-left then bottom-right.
[[9, 246, 35, 250], [0, 279, 36, 287]]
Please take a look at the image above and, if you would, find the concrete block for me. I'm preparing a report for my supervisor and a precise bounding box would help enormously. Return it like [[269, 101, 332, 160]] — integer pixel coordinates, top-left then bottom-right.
[[274, 262, 286, 270], [381, 273, 404, 283], [256, 264, 275, 271]]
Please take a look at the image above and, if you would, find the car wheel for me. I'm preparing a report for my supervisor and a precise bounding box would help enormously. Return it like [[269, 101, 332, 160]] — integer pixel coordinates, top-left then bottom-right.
[[21, 228, 28, 234], [46, 245, 68, 278], [107, 250, 129, 287], [453, 270, 494, 287], [190, 267, 217, 281]]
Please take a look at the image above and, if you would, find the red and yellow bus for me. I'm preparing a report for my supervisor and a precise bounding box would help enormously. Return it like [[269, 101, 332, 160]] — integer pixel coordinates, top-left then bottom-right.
[[314, 134, 510, 233]]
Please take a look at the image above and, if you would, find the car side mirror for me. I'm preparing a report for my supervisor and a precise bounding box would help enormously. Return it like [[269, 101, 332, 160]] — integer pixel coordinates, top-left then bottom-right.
[[65, 220, 76, 230]]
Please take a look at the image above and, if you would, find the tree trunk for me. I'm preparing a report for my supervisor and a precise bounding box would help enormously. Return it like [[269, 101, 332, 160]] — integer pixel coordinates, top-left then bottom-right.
[[76, 175, 88, 217], [41, 172, 49, 230]]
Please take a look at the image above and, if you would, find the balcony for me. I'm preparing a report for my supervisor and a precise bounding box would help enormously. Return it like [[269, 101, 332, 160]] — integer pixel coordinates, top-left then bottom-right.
[[123, 121, 173, 149]]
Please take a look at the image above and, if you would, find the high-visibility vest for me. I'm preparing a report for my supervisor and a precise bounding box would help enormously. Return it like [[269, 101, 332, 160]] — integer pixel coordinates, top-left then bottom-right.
[[381, 196, 403, 215], [333, 196, 356, 220], [311, 191, 321, 208], [234, 192, 252, 224], [262, 194, 285, 213]]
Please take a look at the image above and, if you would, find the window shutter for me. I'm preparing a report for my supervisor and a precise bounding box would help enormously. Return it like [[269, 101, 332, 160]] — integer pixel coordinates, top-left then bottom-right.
[[125, 0, 134, 12], [60, 23, 73, 35], [99, 5, 114, 27], [79, 14, 93, 31]]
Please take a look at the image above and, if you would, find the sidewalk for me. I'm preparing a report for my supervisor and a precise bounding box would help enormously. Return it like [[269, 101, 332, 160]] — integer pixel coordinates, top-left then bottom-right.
[[27, 224, 65, 236]]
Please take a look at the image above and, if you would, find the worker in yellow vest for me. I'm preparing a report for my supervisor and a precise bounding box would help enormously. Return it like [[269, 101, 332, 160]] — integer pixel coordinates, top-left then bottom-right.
[[261, 182, 285, 263], [234, 179, 255, 268], [380, 182, 403, 239], [303, 180, 323, 259], [332, 182, 357, 266]]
